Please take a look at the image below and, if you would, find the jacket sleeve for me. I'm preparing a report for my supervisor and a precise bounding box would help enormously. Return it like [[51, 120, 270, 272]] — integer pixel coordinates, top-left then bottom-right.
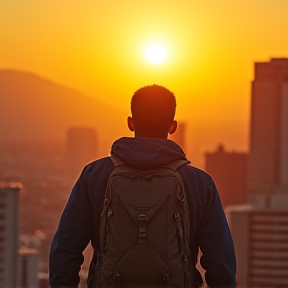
[[197, 176, 237, 288], [180, 166, 236, 288], [49, 167, 93, 288]]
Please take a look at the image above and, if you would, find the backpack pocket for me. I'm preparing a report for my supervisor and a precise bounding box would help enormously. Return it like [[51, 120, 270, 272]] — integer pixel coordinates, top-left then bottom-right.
[[115, 244, 170, 284]]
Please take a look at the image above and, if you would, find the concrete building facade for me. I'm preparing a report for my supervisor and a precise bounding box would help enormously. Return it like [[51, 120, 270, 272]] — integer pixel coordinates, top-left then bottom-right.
[[248, 58, 288, 203], [19, 247, 39, 288], [66, 126, 98, 176], [228, 58, 288, 287], [205, 144, 248, 208], [228, 206, 288, 288], [169, 122, 187, 152], [0, 182, 21, 288]]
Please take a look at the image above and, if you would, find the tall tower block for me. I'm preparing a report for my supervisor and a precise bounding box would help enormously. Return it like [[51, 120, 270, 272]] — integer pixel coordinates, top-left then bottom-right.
[[205, 145, 248, 208], [227, 59, 288, 287], [0, 182, 21, 288], [169, 122, 186, 151], [66, 127, 98, 176], [248, 58, 288, 204]]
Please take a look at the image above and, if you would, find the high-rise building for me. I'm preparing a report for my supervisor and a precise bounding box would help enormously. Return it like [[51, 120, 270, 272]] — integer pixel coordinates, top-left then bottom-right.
[[227, 58, 288, 287], [19, 247, 39, 288], [169, 122, 186, 151], [227, 206, 288, 288], [248, 58, 288, 205], [0, 182, 22, 288], [205, 145, 248, 207], [66, 127, 98, 176]]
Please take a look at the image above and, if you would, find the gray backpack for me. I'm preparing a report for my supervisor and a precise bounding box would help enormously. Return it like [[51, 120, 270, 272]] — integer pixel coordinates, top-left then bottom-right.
[[91, 155, 193, 288]]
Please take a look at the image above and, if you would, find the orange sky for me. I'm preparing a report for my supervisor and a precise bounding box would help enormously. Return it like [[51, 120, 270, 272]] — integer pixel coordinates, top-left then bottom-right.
[[1, 0, 288, 165]]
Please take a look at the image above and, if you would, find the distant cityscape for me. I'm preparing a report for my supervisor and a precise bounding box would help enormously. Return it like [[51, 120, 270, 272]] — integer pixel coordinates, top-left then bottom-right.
[[0, 58, 288, 287]]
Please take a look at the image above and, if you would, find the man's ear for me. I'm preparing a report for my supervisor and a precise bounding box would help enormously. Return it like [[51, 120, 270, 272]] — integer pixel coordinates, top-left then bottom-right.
[[127, 116, 135, 132], [169, 120, 177, 135]]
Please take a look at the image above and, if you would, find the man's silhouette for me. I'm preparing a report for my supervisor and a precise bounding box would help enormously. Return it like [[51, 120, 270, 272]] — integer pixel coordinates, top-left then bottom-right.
[[49, 85, 236, 288]]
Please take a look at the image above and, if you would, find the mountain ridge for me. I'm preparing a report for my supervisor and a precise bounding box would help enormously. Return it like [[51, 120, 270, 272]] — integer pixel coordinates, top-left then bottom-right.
[[0, 69, 129, 155]]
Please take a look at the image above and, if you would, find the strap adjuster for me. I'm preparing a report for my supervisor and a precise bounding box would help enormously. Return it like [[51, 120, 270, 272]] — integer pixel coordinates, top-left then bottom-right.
[[138, 214, 148, 243]]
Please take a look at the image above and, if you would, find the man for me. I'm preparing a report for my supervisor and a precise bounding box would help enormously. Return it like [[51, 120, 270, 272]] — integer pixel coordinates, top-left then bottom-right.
[[49, 85, 236, 288]]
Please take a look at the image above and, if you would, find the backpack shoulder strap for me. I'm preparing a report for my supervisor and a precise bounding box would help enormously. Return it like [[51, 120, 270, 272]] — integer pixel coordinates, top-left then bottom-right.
[[163, 159, 190, 171], [110, 154, 125, 167]]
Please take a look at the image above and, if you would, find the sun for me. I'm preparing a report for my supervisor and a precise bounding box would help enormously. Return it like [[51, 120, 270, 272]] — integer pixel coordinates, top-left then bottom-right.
[[145, 43, 167, 64]]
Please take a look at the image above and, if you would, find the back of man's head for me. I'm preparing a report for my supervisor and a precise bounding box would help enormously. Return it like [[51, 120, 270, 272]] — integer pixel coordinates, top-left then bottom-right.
[[130, 84, 176, 138]]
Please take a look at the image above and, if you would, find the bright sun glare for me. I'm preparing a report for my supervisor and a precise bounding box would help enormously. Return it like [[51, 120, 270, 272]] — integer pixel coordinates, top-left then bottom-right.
[[145, 43, 167, 64]]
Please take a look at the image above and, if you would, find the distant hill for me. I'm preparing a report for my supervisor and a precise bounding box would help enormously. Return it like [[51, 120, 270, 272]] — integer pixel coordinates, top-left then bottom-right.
[[0, 70, 130, 154]]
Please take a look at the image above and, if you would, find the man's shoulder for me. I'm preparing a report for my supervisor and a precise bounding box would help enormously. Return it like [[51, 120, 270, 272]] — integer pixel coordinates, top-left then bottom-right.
[[82, 156, 114, 177], [180, 163, 213, 183], [179, 164, 218, 208], [87, 156, 113, 167]]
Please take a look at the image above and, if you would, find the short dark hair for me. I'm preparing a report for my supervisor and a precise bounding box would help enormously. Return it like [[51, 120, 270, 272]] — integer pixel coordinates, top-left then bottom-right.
[[131, 85, 176, 137]]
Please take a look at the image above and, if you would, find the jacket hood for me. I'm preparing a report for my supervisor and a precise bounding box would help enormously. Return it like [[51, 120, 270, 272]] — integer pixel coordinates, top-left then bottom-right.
[[111, 137, 188, 169]]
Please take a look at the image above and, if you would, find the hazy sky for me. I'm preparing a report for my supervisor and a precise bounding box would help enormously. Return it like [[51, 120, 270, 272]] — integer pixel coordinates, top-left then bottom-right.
[[1, 0, 288, 156]]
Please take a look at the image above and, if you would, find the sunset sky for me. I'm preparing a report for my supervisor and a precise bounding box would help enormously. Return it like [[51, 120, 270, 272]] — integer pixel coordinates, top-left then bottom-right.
[[1, 0, 288, 162]]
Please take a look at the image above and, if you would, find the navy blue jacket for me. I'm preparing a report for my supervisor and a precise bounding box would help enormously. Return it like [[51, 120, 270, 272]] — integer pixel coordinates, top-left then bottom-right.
[[49, 137, 236, 288]]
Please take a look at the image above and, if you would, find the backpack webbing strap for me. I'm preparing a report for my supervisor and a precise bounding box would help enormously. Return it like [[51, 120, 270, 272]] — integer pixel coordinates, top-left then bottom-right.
[[164, 159, 190, 171], [110, 154, 126, 167]]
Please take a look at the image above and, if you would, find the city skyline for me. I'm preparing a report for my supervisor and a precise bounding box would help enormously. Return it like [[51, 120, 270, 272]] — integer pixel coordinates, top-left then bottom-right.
[[1, 0, 288, 157], [1, 1, 288, 286], [1, 57, 288, 287]]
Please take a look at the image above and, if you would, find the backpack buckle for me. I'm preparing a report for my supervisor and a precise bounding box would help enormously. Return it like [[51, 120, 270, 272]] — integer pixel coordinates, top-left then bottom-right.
[[180, 195, 186, 207], [162, 270, 170, 281], [114, 271, 122, 288], [138, 214, 148, 226]]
